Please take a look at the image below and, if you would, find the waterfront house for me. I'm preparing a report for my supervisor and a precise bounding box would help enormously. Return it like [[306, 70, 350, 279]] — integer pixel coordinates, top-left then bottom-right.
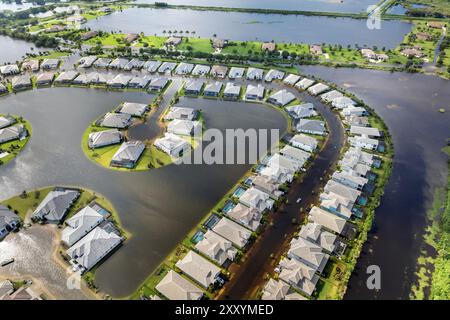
[[285, 103, 317, 119], [339, 155, 371, 178], [128, 75, 151, 89], [21, 60, 39, 72], [342, 106, 368, 117], [158, 62, 177, 74], [154, 133, 191, 157], [401, 47, 425, 58], [148, 77, 169, 91], [239, 187, 274, 212], [348, 135, 379, 151], [212, 38, 228, 49], [61, 206, 105, 247], [124, 58, 144, 71], [350, 126, 381, 138], [0, 205, 20, 240], [289, 134, 318, 152], [280, 145, 310, 163], [156, 270, 203, 300], [416, 32, 433, 41], [324, 180, 361, 204], [320, 90, 343, 103], [210, 65, 228, 78], [332, 171, 368, 191], [123, 33, 139, 44], [341, 147, 374, 167], [109, 58, 129, 70], [40, 59, 59, 70], [184, 79, 204, 95], [245, 84, 265, 100], [165, 107, 198, 121], [299, 222, 337, 253], [427, 21, 445, 29], [287, 236, 329, 273], [72, 73, 92, 86], [267, 153, 304, 173], [97, 112, 132, 129], [144, 60, 162, 73], [320, 191, 354, 220], [296, 119, 326, 135], [66, 14, 86, 24], [78, 56, 97, 68], [295, 79, 314, 92], [195, 230, 237, 266], [0, 115, 15, 129], [264, 69, 285, 82], [191, 64, 210, 76], [110, 140, 145, 168], [223, 82, 241, 100], [278, 257, 318, 297], [67, 225, 122, 273], [283, 74, 301, 86], [118, 102, 148, 117], [0, 64, 19, 76], [227, 203, 262, 231], [212, 218, 252, 249], [46, 24, 65, 33], [345, 115, 370, 127], [0, 280, 14, 297], [167, 119, 201, 136], [81, 30, 98, 41], [361, 48, 376, 59], [88, 129, 122, 149], [261, 279, 306, 300], [32, 188, 80, 223], [228, 67, 245, 79], [203, 81, 222, 97], [332, 96, 356, 109], [174, 62, 194, 75], [55, 70, 79, 84], [246, 67, 264, 80], [11, 75, 31, 90], [267, 89, 296, 107], [309, 206, 348, 235], [175, 250, 221, 288], [165, 36, 183, 46], [248, 174, 283, 199], [260, 162, 294, 184], [0, 124, 27, 143], [93, 57, 112, 68], [107, 73, 132, 88], [261, 42, 276, 52], [308, 83, 330, 96], [310, 44, 323, 56], [96, 73, 114, 85], [35, 72, 55, 86]]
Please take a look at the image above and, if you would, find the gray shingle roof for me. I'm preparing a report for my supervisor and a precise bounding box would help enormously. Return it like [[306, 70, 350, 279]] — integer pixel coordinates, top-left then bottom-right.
[[32, 189, 80, 223]]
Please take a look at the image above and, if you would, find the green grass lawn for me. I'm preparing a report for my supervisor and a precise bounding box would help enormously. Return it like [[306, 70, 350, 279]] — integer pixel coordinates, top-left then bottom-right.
[[0, 116, 32, 167], [135, 35, 167, 49], [221, 41, 264, 55], [1, 187, 53, 221], [177, 37, 214, 53]]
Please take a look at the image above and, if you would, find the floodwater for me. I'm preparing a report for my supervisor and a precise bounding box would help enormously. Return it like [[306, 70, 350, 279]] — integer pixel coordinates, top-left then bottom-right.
[[0, 87, 287, 297], [136, 0, 378, 13], [0, 35, 44, 65], [84, 7, 412, 48], [300, 65, 450, 299]]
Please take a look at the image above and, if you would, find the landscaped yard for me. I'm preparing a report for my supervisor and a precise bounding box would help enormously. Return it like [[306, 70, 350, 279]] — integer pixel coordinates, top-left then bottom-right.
[[0, 115, 32, 167]]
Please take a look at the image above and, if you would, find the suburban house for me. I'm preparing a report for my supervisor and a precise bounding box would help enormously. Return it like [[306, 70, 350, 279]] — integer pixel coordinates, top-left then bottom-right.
[[427, 21, 445, 29], [210, 65, 228, 78], [296, 119, 326, 135], [401, 47, 425, 58], [93, 57, 112, 68], [67, 225, 122, 273], [332, 96, 356, 109], [308, 83, 330, 96], [246, 67, 264, 80], [81, 30, 98, 40], [97, 112, 132, 129], [40, 59, 60, 70], [295, 78, 315, 90], [283, 74, 301, 86], [264, 69, 285, 82], [203, 81, 222, 97], [144, 60, 162, 73], [0, 283, 42, 300], [107, 74, 132, 88], [47, 24, 66, 33], [416, 32, 433, 41], [260, 162, 294, 184], [212, 217, 252, 249], [128, 75, 151, 89], [21, 60, 39, 72], [184, 79, 204, 95], [267, 153, 303, 173], [278, 257, 318, 296], [32, 188, 80, 223], [228, 67, 245, 79], [0, 124, 27, 144], [165, 36, 183, 46], [88, 129, 122, 149], [124, 58, 144, 71], [348, 135, 379, 151], [309, 206, 348, 235], [167, 119, 202, 136], [342, 106, 368, 117], [320, 191, 354, 220], [267, 89, 296, 107], [109, 58, 129, 69], [11, 75, 32, 90], [332, 171, 368, 191], [110, 140, 145, 168], [289, 134, 318, 152], [55, 70, 79, 84], [287, 236, 329, 273], [158, 62, 177, 74], [280, 145, 310, 163], [0, 83, 7, 94], [0, 280, 14, 297], [339, 155, 371, 178], [341, 147, 374, 167], [299, 222, 337, 253], [191, 64, 210, 76], [165, 107, 198, 121], [175, 250, 221, 288], [0, 115, 15, 129], [285, 103, 317, 119], [261, 42, 276, 52], [123, 33, 139, 44], [0, 205, 20, 240], [345, 115, 370, 127], [310, 44, 323, 55], [78, 55, 97, 68], [195, 229, 237, 266], [248, 174, 283, 199], [320, 90, 343, 103], [223, 82, 241, 100], [154, 133, 191, 157], [73, 73, 94, 85], [261, 278, 306, 300], [227, 203, 262, 231], [239, 187, 273, 212], [174, 62, 194, 75], [212, 38, 228, 50], [324, 179, 361, 204], [148, 77, 169, 91], [156, 270, 203, 300], [118, 102, 148, 117], [66, 14, 86, 24], [61, 205, 105, 247], [0, 64, 19, 76], [245, 84, 265, 100], [350, 126, 381, 138]]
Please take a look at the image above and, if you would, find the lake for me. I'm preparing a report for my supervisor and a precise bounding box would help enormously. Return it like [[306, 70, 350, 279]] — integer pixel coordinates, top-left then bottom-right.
[[85, 7, 412, 48], [0, 35, 50, 64], [300, 65, 450, 299]]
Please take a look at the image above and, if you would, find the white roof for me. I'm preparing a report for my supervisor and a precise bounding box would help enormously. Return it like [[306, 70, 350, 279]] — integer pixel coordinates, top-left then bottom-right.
[[309, 206, 347, 234], [280, 145, 310, 163], [195, 230, 237, 265], [268, 89, 296, 106], [167, 119, 201, 136], [246, 67, 264, 80], [175, 250, 221, 288], [88, 129, 121, 148], [228, 203, 262, 231], [62, 206, 104, 246], [156, 270, 203, 300], [212, 217, 251, 248], [111, 140, 145, 163], [279, 257, 318, 296], [224, 82, 241, 96], [228, 67, 245, 78], [295, 78, 315, 90], [350, 126, 381, 138], [288, 236, 329, 271], [324, 179, 361, 203], [261, 279, 289, 300], [283, 74, 301, 85], [264, 69, 285, 82], [285, 103, 317, 119], [308, 83, 329, 95], [239, 187, 271, 211], [290, 134, 318, 150], [299, 222, 337, 252], [119, 102, 148, 117], [245, 84, 265, 98], [191, 64, 210, 75]]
